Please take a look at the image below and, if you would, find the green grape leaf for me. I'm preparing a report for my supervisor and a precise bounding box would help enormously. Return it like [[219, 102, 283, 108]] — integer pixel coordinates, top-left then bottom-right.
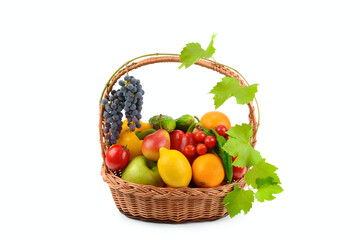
[[256, 176, 277, 188], [209, 77, 258, 109], [179, 34, 216, 69], [223, 185, 254, 217], [226, 123, 253, 144], [245, 159, 281, 189], [222, 124, 262, 168], [255, 184, 283, 202]]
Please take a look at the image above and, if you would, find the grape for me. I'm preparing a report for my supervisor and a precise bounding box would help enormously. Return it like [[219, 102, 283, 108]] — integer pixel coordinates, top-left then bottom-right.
[[114, 99, 120, 104], [104, 127, 109, 133], [111, 103, 117, 109], [129, 123, 135, 131], [105, 104, 111, 112], [105, 122, 110, 128], [135, 92, 142, 98], [109, 95, 115, 101], [124, 75, 131, 81], [111, 139, 117, 145], [132, 117, 139, 124], [112, 115, 119, 121], [130, 104, 136, 110], [107, 118, 113, 123], [103, 112, 109, 119], [130, 78, 136, 84], [131, 87, 137, 93], [107, 141, 112, 146], [119, 80, 125, 86], [112, 123, 118, 128], [127, 84, 134, 90], [135, 122, 141, 129], [110, 128, 116, 134], [111, 90, 117, 96], [102, 98, 108, 105], [105, 134, 110, 140]]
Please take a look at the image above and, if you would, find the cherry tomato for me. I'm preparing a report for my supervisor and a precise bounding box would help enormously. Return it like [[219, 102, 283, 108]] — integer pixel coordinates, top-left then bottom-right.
[[215, 125, 228, 137], [105, 145, 130, 171], [184, 144, 196, 157], [194, 131, 206, 143], [204, 136, 216, 148], [232, 156, 248, 179], [196, 143, 207, 155]]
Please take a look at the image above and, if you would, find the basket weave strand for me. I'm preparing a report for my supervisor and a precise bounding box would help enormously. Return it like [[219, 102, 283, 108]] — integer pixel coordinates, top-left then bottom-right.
[[99, 56, 257, 223]]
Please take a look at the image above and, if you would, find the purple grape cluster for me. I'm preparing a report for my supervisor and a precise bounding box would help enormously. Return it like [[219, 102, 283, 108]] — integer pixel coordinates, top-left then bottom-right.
[[102, 75, 144, 146]]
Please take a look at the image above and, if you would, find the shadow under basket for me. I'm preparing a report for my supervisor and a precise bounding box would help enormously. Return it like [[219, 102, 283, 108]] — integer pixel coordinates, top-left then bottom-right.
[[99, 55, 258, 223]]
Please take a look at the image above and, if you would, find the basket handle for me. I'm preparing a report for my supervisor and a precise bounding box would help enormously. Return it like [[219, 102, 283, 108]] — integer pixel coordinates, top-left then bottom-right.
[[99, 54, 259, 170]]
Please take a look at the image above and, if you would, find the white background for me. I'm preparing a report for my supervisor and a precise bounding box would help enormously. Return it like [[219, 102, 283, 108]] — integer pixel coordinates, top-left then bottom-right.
[[1, 0, 359, 239]]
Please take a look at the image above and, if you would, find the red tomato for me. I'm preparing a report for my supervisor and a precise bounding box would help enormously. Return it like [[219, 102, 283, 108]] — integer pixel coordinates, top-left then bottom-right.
[[105, 145, 130, 171], [204, 136, 216, 148], [194, 131, 206, 143], [215, 125, 228, 137], [184, 144, 196, 157], [196, 143, 207, 155], [232, 156, 248, 179]]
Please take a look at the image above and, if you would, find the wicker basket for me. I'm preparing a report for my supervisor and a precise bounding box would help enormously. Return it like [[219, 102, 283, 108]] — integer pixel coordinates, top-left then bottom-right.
[[99, 55, 258, 223]]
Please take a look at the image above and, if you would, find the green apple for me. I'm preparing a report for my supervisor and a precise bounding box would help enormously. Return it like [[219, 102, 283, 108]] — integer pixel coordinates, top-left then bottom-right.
[[121, 156, 164, 187]]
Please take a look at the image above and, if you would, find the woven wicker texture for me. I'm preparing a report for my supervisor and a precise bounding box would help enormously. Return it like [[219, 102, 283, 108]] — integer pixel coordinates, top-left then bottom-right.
[[99, 56, 257, 223]]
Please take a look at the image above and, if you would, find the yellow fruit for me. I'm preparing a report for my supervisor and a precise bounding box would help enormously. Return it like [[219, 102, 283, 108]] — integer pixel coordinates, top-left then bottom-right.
[[157, 148, 192, 187], [200, 111, 231, 130], [192, 153, 225, 188], [116, 131, 143, 160], [121, 120, 153, 134]]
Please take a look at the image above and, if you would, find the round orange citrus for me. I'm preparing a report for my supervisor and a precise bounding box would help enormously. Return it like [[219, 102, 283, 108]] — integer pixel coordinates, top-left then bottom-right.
[[192, 153, 225, 188], [200, 111, 231, 130]]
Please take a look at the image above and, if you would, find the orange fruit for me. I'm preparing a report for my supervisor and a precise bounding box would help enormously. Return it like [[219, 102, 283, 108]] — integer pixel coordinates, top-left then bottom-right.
[[116, 131, 143, 160], [200, 111, 231, 130], [192, 153, 225, 188]]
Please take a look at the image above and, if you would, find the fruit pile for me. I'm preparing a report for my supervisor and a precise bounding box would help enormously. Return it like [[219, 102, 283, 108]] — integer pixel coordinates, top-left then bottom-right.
[[104, 109, 244, 188]]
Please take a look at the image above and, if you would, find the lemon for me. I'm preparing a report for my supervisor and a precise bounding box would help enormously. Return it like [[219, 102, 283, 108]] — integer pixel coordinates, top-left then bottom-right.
[[157, 148, 192, 187]]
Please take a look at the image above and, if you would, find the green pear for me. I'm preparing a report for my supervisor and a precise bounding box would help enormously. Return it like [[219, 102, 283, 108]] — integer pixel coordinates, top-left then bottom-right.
[[121, 156, 164, 187]]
